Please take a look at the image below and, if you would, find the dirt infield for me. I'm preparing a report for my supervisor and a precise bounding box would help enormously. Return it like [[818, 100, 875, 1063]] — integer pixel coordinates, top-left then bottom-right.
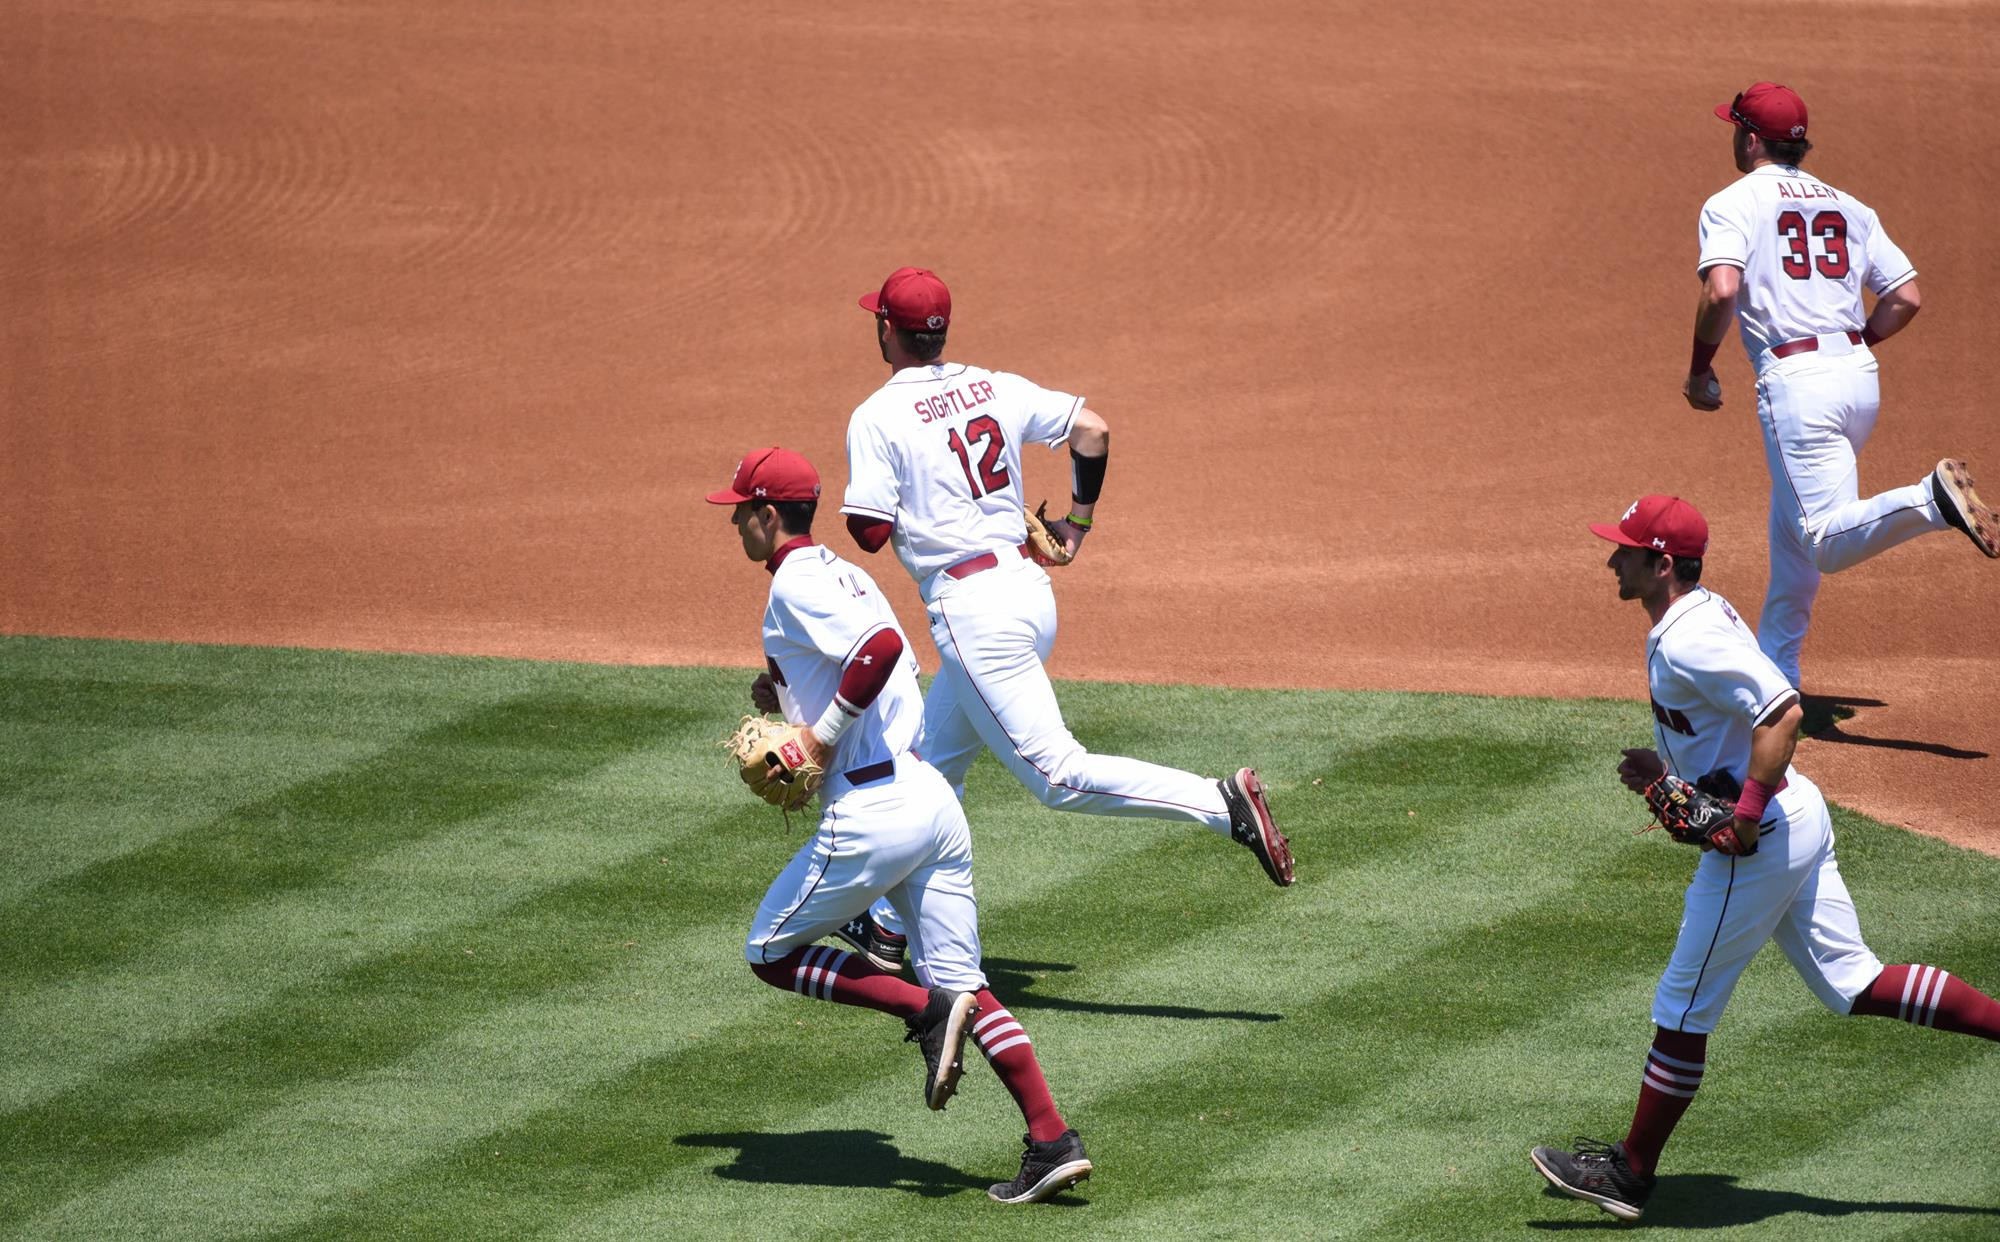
[[4, 3, 1995, 847]]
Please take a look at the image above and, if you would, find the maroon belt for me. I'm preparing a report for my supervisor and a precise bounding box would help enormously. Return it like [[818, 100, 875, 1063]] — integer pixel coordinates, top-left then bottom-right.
[[943, 544, 1031, 580], [1771, 330, 1863, 359]]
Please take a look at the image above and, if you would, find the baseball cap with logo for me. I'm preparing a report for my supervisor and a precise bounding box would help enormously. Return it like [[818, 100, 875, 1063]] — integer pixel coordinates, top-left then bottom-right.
[[1589, 495, 1709, 559], [859, 266, 951, 332], [704, 447, 822, 505], [1714, 82, 1808, 143]]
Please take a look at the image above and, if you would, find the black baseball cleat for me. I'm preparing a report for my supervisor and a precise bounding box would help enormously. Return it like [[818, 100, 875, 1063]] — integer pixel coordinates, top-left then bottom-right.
[[1530, 1137, 1656, 1221], [988, 1129, 1093, 1204], [833, 914, 908, 973], [1932, 459, 2000, 558], [1220, 767, 1295, 886], [904, 987, 978, 1110]]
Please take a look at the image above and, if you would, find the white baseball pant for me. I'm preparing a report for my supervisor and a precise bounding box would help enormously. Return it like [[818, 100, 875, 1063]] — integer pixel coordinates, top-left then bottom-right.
[[919, 556, 1233, 826], [1653, 773, 1884, 1034], [745, 755, 986, 993], [867, 557, 1233, 941], [1754, 333, 1950, 684]]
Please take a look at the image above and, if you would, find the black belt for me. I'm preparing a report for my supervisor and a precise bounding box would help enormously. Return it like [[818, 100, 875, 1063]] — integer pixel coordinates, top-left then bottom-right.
[[845, 759, 895, 785], [1771, 330, 1863, 359]]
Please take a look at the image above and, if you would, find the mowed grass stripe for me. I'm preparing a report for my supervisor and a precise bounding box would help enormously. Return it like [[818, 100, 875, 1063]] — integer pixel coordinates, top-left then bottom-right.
[[0, 745, 741, 1114], [13, 912, 763, 1241], [1096, 904, 2000, 1240], [1, 827, 760, 1231], [0, 693, 702, 990], [3, 638, 1994, 1240], [0, 751, 770, 1135], [0, 732, 404, 905]]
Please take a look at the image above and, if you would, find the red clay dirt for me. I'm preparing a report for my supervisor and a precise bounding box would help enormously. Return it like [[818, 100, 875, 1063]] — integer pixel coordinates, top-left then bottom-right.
[[4, 4, 1995, 848]]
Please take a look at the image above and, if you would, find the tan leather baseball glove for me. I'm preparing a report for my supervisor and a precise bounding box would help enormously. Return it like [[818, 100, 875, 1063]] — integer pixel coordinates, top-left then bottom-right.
[[721, 715, 826, 812]]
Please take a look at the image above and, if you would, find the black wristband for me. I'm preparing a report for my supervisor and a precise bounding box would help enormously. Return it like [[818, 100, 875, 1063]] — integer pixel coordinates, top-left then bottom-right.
[[1070, 447, 1108, 505]]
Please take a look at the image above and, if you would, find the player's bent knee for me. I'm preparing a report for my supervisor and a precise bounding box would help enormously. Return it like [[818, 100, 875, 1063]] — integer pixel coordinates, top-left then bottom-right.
[[924, 963, 988, 994], [748, 954, 791, 989], [1023, 748, 1098, 811]]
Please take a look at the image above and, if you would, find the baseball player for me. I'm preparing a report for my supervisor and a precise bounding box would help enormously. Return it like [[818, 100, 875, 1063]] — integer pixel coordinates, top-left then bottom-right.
[[1529, 494, 2000, 1222], [830, 266, 1291, 961], [711, 446, 1092, 1205], [1684, 81, 1998, 688]]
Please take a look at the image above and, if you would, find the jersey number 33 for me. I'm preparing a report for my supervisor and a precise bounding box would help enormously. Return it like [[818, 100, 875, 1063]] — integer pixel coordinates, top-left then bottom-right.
[[1778, 210, 1849, 280]]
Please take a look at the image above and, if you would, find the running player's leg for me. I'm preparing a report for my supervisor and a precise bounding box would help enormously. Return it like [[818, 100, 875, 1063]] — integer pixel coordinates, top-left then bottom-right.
[[928, 579, 1230, 831], [919, 668, 986, 798], [1849, 964, 2000, 1040], [888, 790, 1074, 1144], [1626, 841, 1811, 1177], [864, 683, 988, 943], [1774, 358, 1949, 573], [1768, 793, 2000, 1041], [1757, 477, 1818, 688], [861, 679, 990, 944], [746, 799, 932, 1018], [1766, 788, 1884, 1019]]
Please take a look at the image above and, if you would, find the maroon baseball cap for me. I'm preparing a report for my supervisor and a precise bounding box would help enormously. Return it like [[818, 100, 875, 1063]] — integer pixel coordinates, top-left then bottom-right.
[[859, 266, 951, 332], [704, 447, 822, 505], [1590, 495, 1710, 559], [1715, 82, 1808, 143]]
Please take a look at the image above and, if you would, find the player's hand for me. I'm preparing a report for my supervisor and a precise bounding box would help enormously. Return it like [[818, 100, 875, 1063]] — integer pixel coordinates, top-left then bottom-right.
[[793, 728, 831, 774], [1713, 814, 1761, 856], [1048, 517, 1088, 561], [1618, 747, 1665, 794], [749, 726, 830, 782], [1683, 370, 1723, 411], [750, 672, 780, 712]]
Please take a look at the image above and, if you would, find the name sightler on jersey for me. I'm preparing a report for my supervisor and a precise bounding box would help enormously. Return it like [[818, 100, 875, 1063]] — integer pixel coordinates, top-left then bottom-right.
[[913, 379, 996, 424]]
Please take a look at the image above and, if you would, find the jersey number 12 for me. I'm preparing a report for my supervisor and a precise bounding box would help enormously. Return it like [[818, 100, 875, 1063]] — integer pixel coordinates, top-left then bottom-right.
[[1777, 210, 1849, 280], [946, 416, 1012, 498]]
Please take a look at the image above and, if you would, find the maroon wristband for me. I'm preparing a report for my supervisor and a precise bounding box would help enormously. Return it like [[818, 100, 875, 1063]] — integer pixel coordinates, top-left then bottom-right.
[[1735, 776, 1778, 823], [1690, 334, 1720, 377]]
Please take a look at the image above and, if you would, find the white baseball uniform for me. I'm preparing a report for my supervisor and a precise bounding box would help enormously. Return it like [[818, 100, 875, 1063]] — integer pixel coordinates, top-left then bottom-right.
[[742, 539, 985, 993], [1697, 164, 1951, 685], [1643, 586, 1882, 1033], [841, 362, 1235, 831]]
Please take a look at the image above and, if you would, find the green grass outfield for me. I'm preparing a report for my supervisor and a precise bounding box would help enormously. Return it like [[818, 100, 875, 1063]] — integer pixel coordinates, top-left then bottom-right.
[[2, 635, 1996, 1240]]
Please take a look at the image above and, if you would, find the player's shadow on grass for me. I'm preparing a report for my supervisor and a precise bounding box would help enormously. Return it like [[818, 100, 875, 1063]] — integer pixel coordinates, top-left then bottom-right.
[[674, 1129, 988, 1198], [1530, 1173, 2000, 1230], [1799, 693, 1988, 760], [983, 957, 1282, 1022]]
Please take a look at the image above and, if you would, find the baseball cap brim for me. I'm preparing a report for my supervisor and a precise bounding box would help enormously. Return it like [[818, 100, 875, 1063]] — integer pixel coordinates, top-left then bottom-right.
[[1588, 521, 1645, 547], [1712, 102, 1739, 127], [705, 486, 751, 505], [858, 291, 885, 315]]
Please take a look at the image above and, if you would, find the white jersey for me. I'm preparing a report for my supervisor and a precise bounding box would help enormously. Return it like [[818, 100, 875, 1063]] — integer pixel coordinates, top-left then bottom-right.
[[1646, 588, 1798, 786], [761, 542, 923, 780], [842, 362, 1082, 585], [1696, 165, 1915, 363]]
